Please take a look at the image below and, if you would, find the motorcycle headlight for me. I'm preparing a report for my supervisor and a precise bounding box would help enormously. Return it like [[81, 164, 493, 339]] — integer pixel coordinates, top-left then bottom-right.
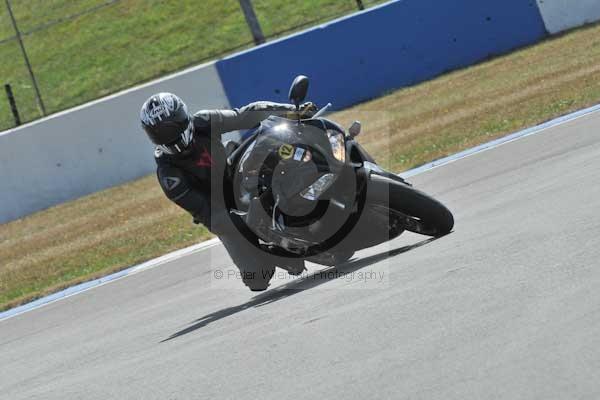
[[300, 173, 336, 201], [327, 130, 346, 162]]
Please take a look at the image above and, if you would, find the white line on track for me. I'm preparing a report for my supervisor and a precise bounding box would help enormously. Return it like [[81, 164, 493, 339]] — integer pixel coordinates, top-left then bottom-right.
[[2, 102, 600, 322], [0, 238, 221, 321]]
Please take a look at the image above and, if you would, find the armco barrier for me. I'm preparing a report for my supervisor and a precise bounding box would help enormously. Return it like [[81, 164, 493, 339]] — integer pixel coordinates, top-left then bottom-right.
[[216, 0, 547, 110], [0, 62, 229, 224], [536, 0, 600, 34]]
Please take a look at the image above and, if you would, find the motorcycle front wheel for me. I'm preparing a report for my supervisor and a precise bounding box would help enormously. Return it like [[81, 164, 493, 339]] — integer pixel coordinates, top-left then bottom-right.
[[366, 174, 454, 237]]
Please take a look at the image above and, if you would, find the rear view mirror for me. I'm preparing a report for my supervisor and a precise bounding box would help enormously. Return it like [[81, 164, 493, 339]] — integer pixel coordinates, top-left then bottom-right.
[[288, 75, 309, 108], [348, 121, 361, 138]]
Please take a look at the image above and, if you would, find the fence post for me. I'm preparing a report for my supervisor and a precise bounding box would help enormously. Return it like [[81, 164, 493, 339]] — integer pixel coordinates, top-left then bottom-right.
[[356, 0, 365, 10], [4, 0, 46, 116], [238, 0, 265, 45], [5, 84, 21, 126]]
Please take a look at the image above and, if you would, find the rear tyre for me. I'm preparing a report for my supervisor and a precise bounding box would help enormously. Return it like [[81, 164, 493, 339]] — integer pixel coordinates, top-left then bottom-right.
[[367, 174, 454, 237]]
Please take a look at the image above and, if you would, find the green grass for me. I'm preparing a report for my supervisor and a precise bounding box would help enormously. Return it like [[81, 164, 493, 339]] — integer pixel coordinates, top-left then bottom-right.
[[3, 18, 600, 311], [0, 0, 381, 131]]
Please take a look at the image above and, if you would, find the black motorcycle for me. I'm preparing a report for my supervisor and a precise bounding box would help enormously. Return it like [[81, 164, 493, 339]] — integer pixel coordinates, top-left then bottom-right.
[[224, 75, 453, 268]]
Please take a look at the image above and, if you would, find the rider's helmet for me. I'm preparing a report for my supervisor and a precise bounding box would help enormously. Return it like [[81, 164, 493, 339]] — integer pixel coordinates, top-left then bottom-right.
[[140, 92, 194, 155]]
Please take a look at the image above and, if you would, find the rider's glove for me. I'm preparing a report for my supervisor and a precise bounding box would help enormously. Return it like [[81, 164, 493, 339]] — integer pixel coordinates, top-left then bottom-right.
[[299, 102, 318, 118], [286, 102, 318, 119]]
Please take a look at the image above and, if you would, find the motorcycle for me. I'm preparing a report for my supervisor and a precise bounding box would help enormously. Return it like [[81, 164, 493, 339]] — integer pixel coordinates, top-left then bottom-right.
[[224, 75, 453, 268]]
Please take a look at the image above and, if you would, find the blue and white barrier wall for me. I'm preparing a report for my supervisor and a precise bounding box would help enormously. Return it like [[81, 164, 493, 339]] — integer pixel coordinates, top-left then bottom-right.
[[1, 0, 599, 223], [216, 0, 600, 109], [216, 0, 547, 110]]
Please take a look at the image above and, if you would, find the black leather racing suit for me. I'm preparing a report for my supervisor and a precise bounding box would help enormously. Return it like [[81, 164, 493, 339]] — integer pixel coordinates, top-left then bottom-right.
[[155, 101, 304, 290]]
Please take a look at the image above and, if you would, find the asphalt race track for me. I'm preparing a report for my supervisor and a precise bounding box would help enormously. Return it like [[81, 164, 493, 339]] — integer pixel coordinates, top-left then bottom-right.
[[2, 111, 600, 399]]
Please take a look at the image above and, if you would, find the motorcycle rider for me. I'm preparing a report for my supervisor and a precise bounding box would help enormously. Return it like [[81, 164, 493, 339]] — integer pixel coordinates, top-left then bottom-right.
[[140, 92, 316, 291]]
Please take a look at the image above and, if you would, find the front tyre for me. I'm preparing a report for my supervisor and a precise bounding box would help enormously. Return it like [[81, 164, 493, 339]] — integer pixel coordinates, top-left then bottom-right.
[[367, 174, 454, 237]]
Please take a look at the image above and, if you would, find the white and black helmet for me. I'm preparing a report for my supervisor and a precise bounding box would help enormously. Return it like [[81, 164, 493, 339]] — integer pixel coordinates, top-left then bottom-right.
[[140, 92, 194, 155]]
